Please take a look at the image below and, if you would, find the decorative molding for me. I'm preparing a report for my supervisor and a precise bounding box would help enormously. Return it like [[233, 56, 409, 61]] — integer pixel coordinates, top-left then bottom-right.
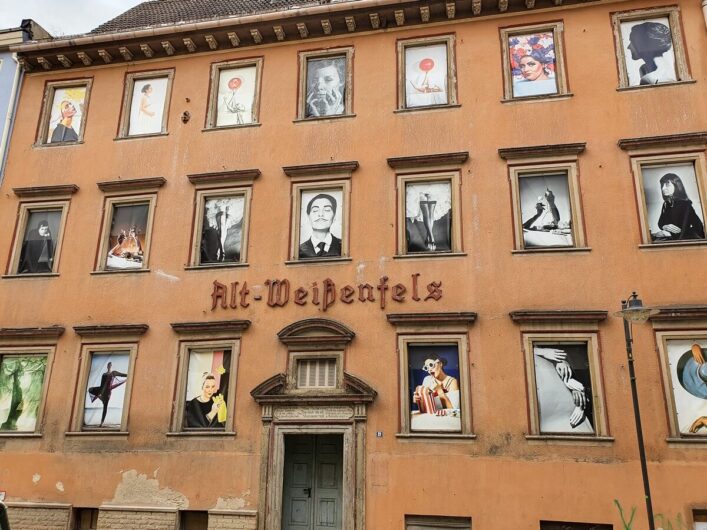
[[187, 169, 261, 186], [118, 46, 133, 61], [277, 318, 355, 348], [140, 43, 154, 58], [227, 32, 240, 46], [297, 23, 309, 38], [205, 34, 219, 49], [649, 305, 707, 322], [251, 372, 376, 405], [386, 151, 469, 169], [419, 6, 430, 22], [170, 320, 251, 334], [76, 51, 92, 66], [446, 2, 456, 18], [499, 0, 509, 11], [394, 10, 405, 25], [17, 57, 33, 71], [321, 19, 332, 34], [57, 54, 72, 68], [509, 310, 608, 323], [73, 324, 149, 337], [525, 0, 536, 7], [96, 177, 166, 193], [97, 49, 113, 63], [13, 184, 79, 198], [498, 143, 586, 160], [386, 312, 477, 326], [36, 56, 51, 70], [273, 25, 286, 41], [250, 29, 263, 44], [183, 37, 197, 52], [345, 16, 356, 32], [0, 326, 65, 340], [162, 41, 175, 55], [370, 13, 381, 28], [617, 131, 707, 151], [282, 161, 359, 178], [472, 0, 482, 14]]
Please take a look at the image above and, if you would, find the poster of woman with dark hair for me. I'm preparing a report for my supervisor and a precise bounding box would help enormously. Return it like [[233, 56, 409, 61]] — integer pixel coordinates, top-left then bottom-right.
[[620, 18, 677, 86], [183, 349, 231, 429], [305, 57, 347, 118], [18, 210, 62, 274], [508, 33, 558, 98]]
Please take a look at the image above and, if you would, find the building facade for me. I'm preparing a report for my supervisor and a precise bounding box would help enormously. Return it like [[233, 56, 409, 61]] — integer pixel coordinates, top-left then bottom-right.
[[1, 0, 706, 529]]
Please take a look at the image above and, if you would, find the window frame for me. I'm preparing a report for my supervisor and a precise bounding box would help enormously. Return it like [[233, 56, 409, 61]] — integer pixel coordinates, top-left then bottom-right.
[[171, 338, 241, 434], [205, 57, 263, 130], [0, 346, 54, 436], [296, 47, 354, 121], [287, 350, 344, 393], [117, 69, 174, 139], [35, 78, 93, 146], [499, 21, 570, 102], [94, 194, 157, 273], [522, 332, 609, 438], [397, 333, 473, 438], [6, 199, 70, 276], [396, 34, 458, 111], [405, 514, 472, 529], [610, 6, 692, 90]]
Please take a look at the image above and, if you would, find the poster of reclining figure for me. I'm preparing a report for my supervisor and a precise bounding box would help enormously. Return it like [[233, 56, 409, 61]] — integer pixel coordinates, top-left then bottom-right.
[[105, 203, 149, 270], [83, 352, 129, 430], [519, 172, 573, 248], [0, 355, 47, 432], [405, 181, 452, 253], [666, 339, 707, 435]]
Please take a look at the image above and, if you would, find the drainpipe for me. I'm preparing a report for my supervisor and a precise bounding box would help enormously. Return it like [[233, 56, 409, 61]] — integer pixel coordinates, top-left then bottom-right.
[[0, 53, 23, 185]]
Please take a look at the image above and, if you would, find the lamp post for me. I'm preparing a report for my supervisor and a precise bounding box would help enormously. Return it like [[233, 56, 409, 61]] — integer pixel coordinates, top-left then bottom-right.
[[614, 292, 659, 530]]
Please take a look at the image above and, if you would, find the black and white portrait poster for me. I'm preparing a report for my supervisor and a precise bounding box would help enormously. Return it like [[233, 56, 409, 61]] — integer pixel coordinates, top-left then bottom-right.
[[18, 209, 62, 274], [642, 163, 705, 243], [620, 17, 677, 86], [305, 56, 347, 118], [405, 181, 452, 253], [216, 66, 257, 126], [106, 203, 149, 270], [200, 196, 244, 264], [533, 343, 594, 434], [666, 340, 707, 435], [405, 43, 448, 108], [519, 173, 573, 248], [298, 189, 343, 259]]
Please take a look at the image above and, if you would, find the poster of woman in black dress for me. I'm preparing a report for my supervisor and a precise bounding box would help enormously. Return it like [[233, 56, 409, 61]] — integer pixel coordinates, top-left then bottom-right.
[[18, 210, 62, 274], [83, 353, 129, 429], [183, 349, 231, 429]]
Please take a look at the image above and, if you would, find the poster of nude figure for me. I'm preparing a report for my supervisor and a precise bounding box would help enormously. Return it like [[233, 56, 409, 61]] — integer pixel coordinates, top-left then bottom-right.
[[666, 339, 707, 435], [183, 349, 231, 430], [405, 181, 452, 253], [0, 355, 47, 432], [83, 352, 129, 429], [404, 43, 448, 108]]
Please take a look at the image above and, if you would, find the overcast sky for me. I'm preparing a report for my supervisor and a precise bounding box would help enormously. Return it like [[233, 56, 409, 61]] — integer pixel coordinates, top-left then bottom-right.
[[0, 0, 145, 36]]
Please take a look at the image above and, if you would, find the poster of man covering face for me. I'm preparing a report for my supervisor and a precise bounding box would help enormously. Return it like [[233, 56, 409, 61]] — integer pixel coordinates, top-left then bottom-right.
[[18, 209, 62, 274], [305, 56, 347, 118], [83, 353, 129, 429], [184, 349, 231, 429], [216, 66, 258, 126], [405, 43, 448, 108], [666, 339, 707, 435], [47, 86, 87, 143], [405, 181, 452, 253], [0, 356, 47, 432], [298, 189, 343, 259], [200, 196, 244, 264]]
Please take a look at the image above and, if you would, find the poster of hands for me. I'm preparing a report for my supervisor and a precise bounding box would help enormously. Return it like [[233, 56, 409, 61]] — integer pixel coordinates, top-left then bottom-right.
[[666, 339, 707, 435], [405, 43, 448, 108], [520, 173, 573, 248], [305, 56, 347, 118]]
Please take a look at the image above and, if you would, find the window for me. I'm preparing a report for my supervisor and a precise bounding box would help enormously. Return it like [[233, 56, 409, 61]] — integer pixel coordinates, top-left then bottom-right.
[[36, 79, 92, 145], [0, 348, 52, 435], [180, 510, 208, 530], [397, 34, 457, 110], [117, 69, 174, 137], [405, 514, 471, 529], [539, 522, 611, 530], [500, 22, 570, 101], [73, 508, 98, 530], [611, 6, 691, 89], [206, 58, 263, 129], [297, 47, 353, 120], [288, 352, 343, 391], [694, 510, 707, 529]]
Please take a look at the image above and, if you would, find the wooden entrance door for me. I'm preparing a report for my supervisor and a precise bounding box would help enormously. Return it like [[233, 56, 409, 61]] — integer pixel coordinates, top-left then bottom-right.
[[281, 434, 343, 530]]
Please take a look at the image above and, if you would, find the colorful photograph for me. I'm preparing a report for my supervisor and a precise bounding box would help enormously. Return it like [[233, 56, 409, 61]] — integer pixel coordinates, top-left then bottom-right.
[[17, 209, 62, 274], [620, 17, 677, 86], [408, 344, 461, 432], [508, 32, 558, 98], [533, 343, 594, 434], [128, 76, 169, 136], [404, 43, 448, 108], [519, 172, 573, 248], [305, 56, 347, 118], [666, 339, 707, 435], [0, 355, 47, 432], [200, 196, 245, 264], [105, 203, 149, 270], [405, 181, 452, 253], [642, 162, 705, 243], [46, 85, 87, 143], [83, 352, 129, 429], [184, 349, 231, 429], [298, 189, 343, 259], [215, 65, 258, 126]]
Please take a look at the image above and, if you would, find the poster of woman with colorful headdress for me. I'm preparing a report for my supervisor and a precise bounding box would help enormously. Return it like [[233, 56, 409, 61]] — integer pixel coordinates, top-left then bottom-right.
[[508, 32, 558, 98]]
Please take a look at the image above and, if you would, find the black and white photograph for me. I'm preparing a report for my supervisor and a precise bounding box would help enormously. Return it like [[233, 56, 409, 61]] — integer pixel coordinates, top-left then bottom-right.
[[105, 203, 149, 270], [533, 343, 594, 434], [404, 43, 448, 108], [519, 172, 574, 248], [305, 56, 347, 118], [298, 189, 343, 259], [642, 162, 705, 243], [405, 181, 452, 253], [199, 195, 244, 265], [666, 339, 707, 435], [17, 209, 62, 274], [620, 17, 677, 86]]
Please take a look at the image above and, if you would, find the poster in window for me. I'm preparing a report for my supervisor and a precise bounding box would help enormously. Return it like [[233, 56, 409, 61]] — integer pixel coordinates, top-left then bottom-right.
[[216, 66, 258, 126], [0, 356, 47, 432], [105, 203, 149, 270], [519, 172, 573, 248], [17, 209, 62, 274], [508, 32, 558, 98], [305, 56, 347, 118], [620, 17, 677, 86], [298, 189, 343, 259], [404, 43, 448, 108], [83, 352, 129, 429], [183, 349, 231, 429], [128, 77, 169, 136], [46, 86, 87, 143], [408, 344, 461, 432], [200, 196, 244, 264], [405, 181, 452, 253], [666, 339, 707, 435]]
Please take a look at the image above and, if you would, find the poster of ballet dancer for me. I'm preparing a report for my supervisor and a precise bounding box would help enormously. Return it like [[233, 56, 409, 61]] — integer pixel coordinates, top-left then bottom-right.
[[508, 32, 558, 98], [404, 43, 448, 108], [518, 172, 574, 248], [46, 84, 88, 143], [619, 17, 677, 87], [666, 339, 707, 435], [199, 195, 245, 264], [83, 352, 129, 430], [0, 355, 47, 432], [215, 65, 258, 126], [127, 76, 169, 136], [298, 188, 344, 259], [105, 203, 149, 270], [183, 349, 231, 430], [408, 344, 462, 432], [405, 181, 452, 253], [533, 343, 594, 434]]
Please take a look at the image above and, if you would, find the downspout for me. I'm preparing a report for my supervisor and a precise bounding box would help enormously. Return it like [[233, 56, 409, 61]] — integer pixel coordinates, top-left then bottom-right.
[[0, 53, 23, 185]]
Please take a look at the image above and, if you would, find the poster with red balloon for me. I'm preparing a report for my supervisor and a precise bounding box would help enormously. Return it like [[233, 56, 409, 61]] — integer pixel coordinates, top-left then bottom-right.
[[404, 43, 448, 108], [216, 65, 258, 126]]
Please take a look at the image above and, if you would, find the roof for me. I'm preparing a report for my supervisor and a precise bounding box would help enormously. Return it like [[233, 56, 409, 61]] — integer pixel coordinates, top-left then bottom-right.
[[90, 0, 332, 35]]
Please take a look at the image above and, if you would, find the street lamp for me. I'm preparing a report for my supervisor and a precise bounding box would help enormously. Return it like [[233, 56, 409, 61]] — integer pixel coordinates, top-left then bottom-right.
[[614, 292, 659, 530]]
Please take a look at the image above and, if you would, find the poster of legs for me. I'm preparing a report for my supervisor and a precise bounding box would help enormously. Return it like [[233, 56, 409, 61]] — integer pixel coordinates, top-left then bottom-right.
[[183, 349, 231, 429], [519, 172, 573, 248], [508, 32, 558, 98], [105, 203, 149, 270], [128, 77, 169, 136], [666, 339, 707, 435], [83, 352, 129, 429], [405, 43, 448, 108], [216, 66, 257, 126], [620, 17, 677, 86], [405, 181, 452, 253], [408, 344, 461, 432], [533, 343, 594, 434], [18, 209, 62, 274], [46, 86, 87, 143], [0, 356, 47, 432]]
